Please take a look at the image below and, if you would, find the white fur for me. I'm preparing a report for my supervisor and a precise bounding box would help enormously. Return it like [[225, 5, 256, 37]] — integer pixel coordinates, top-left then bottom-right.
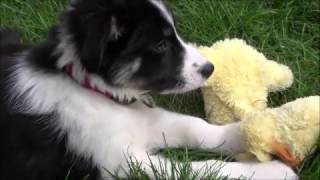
[[112, 58, 142, 85]]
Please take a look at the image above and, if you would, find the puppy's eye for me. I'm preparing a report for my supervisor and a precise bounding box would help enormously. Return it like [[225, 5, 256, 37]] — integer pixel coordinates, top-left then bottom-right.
[[153, 40, 168, 53]]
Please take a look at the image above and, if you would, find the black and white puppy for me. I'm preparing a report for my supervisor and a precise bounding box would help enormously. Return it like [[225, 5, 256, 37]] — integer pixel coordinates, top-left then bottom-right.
[[0, 0, 297, 179]]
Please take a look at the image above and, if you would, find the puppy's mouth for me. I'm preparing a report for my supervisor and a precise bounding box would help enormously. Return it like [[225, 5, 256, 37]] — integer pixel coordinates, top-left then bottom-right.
[[158, 77, 205, 95], [161, 65, 214, 95], [160, 84, 198, 95]]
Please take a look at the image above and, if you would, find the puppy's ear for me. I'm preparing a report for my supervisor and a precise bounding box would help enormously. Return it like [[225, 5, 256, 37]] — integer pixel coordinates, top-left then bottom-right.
[[110, 15, 124, 40], [79, 13, 127, 72], [68, 0, 130, 71]]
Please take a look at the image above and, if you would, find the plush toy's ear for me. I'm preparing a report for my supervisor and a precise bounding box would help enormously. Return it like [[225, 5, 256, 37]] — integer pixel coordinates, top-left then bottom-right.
[[262, 60, 293, 92]]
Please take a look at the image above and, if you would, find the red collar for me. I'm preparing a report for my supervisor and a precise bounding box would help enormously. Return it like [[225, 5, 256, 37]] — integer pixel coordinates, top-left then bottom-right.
[[63, 63, 138, 105], [62, 63, 154, 107]]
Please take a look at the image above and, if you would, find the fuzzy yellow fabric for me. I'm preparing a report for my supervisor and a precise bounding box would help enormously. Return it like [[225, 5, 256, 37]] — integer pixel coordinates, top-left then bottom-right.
[[198, 39, 293, 124], [240, 96, 320, 166]]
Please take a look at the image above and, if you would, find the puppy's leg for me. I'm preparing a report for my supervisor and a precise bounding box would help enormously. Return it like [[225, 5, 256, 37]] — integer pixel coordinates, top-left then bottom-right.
[[149, 108, 244, 154], [132, 154, 297, 180]]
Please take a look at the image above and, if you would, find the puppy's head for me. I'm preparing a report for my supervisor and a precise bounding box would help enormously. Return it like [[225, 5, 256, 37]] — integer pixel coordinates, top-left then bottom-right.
[[59, 0, 213, 94]]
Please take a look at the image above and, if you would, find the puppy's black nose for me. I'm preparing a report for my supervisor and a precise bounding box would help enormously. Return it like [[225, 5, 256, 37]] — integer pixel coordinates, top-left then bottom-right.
[[199, 63, 214, 78]]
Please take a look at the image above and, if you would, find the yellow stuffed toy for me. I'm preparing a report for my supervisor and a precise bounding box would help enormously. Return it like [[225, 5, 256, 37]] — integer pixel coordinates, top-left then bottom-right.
[[239, 96, 320, 168], [198, 39, 319, 167], [198, 39, 293, 124]]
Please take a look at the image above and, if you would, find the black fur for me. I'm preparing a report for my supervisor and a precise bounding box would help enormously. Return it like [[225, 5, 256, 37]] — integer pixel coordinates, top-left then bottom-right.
[[0, 28, 25, 56], [0, 29, 99, 180], [0, 0, 186, 179]]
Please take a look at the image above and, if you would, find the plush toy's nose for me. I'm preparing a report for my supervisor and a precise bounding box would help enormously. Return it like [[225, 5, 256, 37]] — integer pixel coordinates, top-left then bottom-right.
[[199, 62, 214, 78]]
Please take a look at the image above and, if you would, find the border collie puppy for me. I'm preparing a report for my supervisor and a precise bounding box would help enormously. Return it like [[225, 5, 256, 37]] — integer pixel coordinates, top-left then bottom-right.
[[0, 0, 297, 179]]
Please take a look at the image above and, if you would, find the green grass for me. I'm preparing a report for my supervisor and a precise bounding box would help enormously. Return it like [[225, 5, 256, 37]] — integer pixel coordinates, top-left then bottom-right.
[[1, 0, 319, 179]]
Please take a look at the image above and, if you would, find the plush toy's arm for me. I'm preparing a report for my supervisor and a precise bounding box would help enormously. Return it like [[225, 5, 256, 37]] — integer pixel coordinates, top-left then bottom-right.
[[227, 94, 267, 120], [201, 87, 237, 124]]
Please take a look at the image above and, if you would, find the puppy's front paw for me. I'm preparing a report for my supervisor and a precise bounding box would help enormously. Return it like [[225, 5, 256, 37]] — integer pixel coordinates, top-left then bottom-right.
[[226, 160, 298, 180]]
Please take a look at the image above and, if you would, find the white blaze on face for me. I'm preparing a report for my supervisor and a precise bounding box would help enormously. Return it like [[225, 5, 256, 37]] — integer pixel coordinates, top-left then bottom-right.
[[180, 41, 210, 92], [150, 0, 174, 25], [172, 31, 212, 93], [162, 39, 211, 94], [150, 0, 211, 93]]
